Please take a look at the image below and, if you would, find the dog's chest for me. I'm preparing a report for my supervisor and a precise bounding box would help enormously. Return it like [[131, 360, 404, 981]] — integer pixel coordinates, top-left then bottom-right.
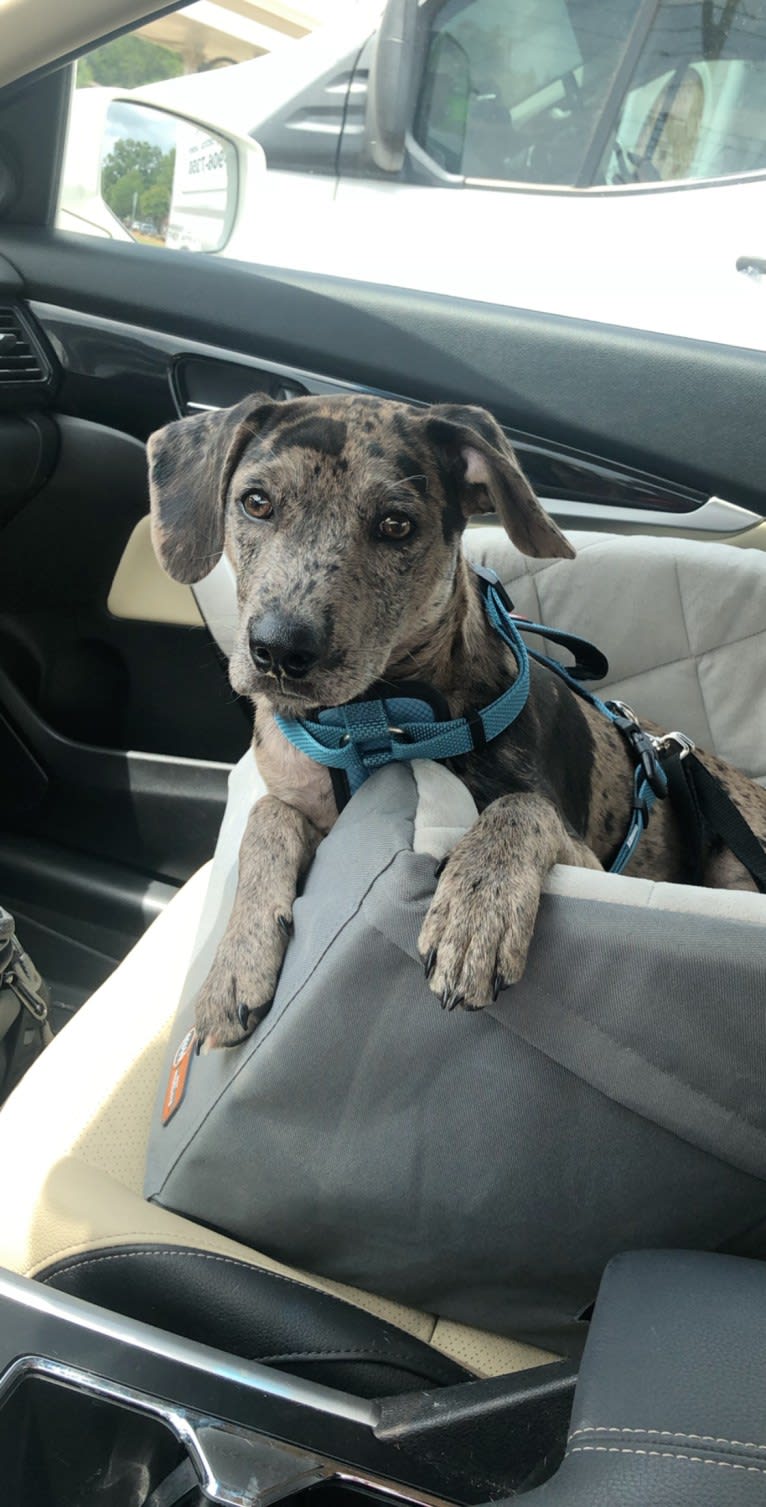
[[254, 705, 337, 834]]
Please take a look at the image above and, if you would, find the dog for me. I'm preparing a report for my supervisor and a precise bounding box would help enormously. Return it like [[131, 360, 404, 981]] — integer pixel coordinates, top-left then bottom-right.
[[148, 393, 766, 1046]]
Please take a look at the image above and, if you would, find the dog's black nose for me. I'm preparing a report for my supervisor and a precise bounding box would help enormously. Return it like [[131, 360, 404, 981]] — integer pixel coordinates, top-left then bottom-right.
[[248, 613, 323, 680]]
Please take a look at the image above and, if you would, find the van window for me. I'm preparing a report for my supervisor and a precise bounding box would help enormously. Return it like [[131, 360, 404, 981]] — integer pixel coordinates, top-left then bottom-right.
[[414, 0, 766, 187]]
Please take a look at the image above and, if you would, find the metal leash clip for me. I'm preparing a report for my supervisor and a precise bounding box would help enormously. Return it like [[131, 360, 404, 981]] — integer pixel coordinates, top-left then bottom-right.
[[605, 700, 669, 799], [649, 730, 696, 762]]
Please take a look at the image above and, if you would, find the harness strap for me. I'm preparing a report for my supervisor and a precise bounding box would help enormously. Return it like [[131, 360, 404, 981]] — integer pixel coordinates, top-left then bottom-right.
[[274, 564, 766, 885], [519, 622, 609, 683], [664, 752, 766, 893], [275, 577, 534, 794], [608, 768, 663, 875]]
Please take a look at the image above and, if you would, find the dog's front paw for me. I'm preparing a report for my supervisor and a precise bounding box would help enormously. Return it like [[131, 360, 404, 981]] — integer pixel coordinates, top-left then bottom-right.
[[418, 848, 541, 1011], [195, 909, 293, 1049]]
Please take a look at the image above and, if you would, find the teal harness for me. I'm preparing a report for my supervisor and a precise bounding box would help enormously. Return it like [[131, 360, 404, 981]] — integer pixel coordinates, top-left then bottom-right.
[[275, 565, 677, 875]]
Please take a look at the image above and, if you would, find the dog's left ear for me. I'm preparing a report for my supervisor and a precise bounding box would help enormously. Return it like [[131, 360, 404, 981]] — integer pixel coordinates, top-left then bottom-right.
[[425, 404, 575, 559]]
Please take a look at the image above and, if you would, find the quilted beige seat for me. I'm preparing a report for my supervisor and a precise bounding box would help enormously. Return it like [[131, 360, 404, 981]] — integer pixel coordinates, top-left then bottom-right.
[[0, 529, 763, 1388]]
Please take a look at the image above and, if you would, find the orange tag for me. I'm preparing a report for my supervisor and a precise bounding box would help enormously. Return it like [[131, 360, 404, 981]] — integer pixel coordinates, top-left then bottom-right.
[[161, 1027, 197, 1125]]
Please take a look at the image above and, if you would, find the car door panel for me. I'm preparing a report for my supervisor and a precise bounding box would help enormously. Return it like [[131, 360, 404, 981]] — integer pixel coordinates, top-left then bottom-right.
[[2, 228, 764, 512]]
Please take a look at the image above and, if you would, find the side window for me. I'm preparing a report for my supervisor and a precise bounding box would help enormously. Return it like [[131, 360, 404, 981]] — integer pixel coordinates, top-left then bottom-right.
[[413, 0, 766, 189]]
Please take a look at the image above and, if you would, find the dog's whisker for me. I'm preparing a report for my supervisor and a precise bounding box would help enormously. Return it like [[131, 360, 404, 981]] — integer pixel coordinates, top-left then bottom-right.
[[382, 473, 428, 494]]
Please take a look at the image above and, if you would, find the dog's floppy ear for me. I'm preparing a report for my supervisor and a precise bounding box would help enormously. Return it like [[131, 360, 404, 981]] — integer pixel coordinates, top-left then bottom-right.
[[425, 403, 574, 559], [148, 393, 277, 584]]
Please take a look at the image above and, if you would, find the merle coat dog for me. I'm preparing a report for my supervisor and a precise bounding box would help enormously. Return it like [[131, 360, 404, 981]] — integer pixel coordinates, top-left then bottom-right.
[[148, 394, 766, 1045]]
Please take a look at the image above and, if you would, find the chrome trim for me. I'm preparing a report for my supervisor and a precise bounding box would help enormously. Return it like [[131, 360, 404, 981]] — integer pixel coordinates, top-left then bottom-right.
[[0, 1353, 454, 1507], [0, 1267, 373, 1425], [544, 494, 761, 534]]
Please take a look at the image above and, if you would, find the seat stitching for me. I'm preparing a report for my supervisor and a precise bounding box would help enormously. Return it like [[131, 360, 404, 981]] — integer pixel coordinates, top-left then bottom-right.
[[40, 1248, 464, 1373], [569, 1425, 766, 1451], [40, 1247, 378, 1308], [488, 969, 766, 1137], [568, 1445, 766, 1475], [256, 1347, 440, 1364]]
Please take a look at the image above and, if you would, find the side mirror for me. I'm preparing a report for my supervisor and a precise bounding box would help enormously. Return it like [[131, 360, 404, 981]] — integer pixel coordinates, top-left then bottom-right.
[[100, 100, 237, 253], [59, 88, 253, 252], [365, 0, 420, 173]]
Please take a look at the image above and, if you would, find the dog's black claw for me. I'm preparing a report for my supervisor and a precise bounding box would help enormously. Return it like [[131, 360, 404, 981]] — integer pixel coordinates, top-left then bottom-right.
[[237, 1003, 252, 1032], [249, 999, 273, 1028], [492, 975, 510, 1001], [194, 1032, 205, 1056], [440, 987, 463, 1011], [424, 947, 437, 981], [277, 914, 293, 940], [434, 857, 448, 881]]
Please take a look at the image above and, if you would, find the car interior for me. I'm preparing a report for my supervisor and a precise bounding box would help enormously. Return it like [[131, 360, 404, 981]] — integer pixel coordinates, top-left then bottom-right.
[[0, 8, 765, 1505]]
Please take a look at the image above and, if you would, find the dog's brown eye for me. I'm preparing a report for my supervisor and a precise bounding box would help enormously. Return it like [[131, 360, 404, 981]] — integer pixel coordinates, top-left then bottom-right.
[[378, 514, 413, 541], [241, 490, 273, 521]]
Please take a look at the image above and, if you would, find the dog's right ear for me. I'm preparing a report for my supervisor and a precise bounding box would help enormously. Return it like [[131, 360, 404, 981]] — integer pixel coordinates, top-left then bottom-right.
[[148, 393, 276, 584]]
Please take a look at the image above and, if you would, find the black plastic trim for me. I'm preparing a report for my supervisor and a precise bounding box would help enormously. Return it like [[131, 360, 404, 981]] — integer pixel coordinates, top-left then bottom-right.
[[0, 668, 230, 883], [1, 230, 762, 513], [34, 301, 714, 516]]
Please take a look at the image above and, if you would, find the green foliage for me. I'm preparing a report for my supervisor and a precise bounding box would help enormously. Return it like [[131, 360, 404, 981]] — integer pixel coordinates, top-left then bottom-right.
[[104, 168, 143, 224], [101, 139, 176, 228], [139, 181, 171, 225], [76, 34, 184, 90], [102, 139, 164, 192]]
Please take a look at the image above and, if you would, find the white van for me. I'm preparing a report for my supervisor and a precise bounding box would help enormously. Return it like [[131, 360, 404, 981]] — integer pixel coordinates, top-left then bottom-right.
[[59, 0, 766, 349]]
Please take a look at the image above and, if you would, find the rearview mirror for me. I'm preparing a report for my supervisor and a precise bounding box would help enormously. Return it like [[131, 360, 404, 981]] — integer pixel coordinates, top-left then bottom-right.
[[100, 100, 237, 254]]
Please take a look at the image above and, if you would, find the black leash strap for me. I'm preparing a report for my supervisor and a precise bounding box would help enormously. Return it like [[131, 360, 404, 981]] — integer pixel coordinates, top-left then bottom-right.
[[664, 752, 766, 893]]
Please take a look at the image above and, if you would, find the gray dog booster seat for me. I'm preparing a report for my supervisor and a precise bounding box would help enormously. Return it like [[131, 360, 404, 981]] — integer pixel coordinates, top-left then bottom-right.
[[146, 531, 766, 1358]]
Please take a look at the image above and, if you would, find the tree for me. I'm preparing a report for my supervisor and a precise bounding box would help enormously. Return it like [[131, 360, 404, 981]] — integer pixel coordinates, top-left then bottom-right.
[[101, 139, 176, 228], [140, 181, 171, 228], [77, 35, 184, 90], [104, 167, 145, 225], [101, 139, 164, 194]]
